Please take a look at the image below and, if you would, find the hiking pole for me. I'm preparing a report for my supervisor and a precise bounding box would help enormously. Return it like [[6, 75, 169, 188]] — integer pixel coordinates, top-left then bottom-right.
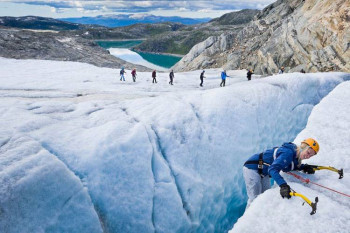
[[306, 165, 344, 179], [289, 189, 318, 215]]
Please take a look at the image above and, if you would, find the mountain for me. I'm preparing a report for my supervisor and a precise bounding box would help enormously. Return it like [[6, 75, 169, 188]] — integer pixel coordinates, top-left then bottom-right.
[[209, 9, 260, 25], [173, 0, 350, 74], [0, 27, 150, 71], [0, 16, 104, 31], [60, 14, 211, 27], [132, 9, 259, 55]]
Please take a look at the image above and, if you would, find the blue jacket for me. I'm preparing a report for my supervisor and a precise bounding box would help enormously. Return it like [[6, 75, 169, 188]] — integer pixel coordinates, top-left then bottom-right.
[[221, 72, 228, 80], [244, 142, 304, 186]]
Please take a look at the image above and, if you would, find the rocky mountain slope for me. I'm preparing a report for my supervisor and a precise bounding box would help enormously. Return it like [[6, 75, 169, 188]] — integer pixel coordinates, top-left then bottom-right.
[[133, 10, 259, 55], [0, 27, 150, 71], [173, 0, 350, 74]]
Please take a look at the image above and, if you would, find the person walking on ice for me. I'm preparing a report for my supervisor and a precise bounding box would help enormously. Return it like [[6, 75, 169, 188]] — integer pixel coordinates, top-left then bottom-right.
[[243, 138, 322, 208], [247, 69, 254, 81], [220, 70, 229, 87], [120, 67, 126, 81], [152, 70, 157, 83], [200, 70, 205, 87], [131, 68, 137, 82], [169, 70, 174, 85]]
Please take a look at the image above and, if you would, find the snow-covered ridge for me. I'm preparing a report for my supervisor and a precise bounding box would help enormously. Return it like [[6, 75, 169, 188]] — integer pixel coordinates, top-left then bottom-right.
[[0, 58, 349, 232]]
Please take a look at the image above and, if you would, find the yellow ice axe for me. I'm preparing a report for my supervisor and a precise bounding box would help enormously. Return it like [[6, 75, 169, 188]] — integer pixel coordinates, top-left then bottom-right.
[[309, 165, 343, 179], [289, 191, 318, 215]]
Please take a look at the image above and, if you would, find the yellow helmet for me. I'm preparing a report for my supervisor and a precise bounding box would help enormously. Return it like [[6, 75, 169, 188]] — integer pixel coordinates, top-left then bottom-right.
[[302, 138, 319, 154]]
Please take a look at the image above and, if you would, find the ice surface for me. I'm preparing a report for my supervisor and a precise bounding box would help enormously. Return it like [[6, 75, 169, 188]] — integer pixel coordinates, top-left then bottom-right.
[[231, 82, 350, 233], [0, 57, 349, 232]]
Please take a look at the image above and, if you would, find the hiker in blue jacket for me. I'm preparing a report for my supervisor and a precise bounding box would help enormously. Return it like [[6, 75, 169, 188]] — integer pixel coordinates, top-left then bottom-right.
[[120, 67, 126, 81], [243, 138, 320, 208], [220, 70, 229, 87]]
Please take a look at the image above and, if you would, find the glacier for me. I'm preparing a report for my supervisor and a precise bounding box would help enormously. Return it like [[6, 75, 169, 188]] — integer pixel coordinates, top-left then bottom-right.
[[0, 57, 349, 232]]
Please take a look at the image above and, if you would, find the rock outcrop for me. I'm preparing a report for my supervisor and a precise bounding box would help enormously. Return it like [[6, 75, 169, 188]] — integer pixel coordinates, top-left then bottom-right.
[[133, 10, 258, 55], [173, 0, 350, 74]]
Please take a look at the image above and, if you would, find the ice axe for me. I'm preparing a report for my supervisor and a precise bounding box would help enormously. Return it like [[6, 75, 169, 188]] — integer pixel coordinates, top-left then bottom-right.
[[289, 190, 318, 215], [308, 165, 343, 179]]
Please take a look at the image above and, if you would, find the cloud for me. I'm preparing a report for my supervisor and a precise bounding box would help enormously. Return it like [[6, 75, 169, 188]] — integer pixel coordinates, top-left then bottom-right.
[[9, 1, 276, 15]]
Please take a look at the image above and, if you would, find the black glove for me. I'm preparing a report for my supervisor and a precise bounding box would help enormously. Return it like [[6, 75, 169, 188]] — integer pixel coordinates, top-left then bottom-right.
[[303, 164, 316, 174], [280, 183, 291, 199]]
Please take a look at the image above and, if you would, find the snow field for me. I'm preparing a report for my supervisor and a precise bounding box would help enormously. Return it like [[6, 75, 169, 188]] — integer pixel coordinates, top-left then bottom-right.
[[0, 57, 349, 232]]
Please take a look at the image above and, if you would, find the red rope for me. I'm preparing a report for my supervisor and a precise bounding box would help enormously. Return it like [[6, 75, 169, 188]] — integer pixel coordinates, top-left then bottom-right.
[[286, 172, 350, 198]]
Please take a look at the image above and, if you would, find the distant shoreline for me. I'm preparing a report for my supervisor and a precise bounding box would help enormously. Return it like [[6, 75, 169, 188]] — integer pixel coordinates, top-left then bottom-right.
[[95, 39, 146, 42], [95, 39, 184, 58], [132, 48, 184, 58]]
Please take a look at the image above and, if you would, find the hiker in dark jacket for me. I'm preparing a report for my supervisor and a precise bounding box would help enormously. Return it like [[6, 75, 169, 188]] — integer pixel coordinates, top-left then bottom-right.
[[247, 69, 254, 81], [200, 70, 205, 87], [152, 70, 157, 83], [243, 138, 320, 208], [279, 66, 285, 74], [120, 67, 126, 81], [169, 70, 174, 85], [131, 68, 137, 82]]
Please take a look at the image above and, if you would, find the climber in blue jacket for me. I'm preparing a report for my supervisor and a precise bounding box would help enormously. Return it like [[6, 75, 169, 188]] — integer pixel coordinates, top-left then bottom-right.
[[243, 138, 320, 208]]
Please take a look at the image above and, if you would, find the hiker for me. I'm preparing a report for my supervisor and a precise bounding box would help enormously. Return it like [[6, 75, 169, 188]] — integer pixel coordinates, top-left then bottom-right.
[[152, 70, 157, 83], [120, 67, 126, 81], [200, 70, 205, 87], [243, 138, 320, 208], [169, 70, 174, 85], [278, 66, 285, 74], [247, 69, 254, 81], [131, 68, 137, 82], [220, 70, 229, 87]]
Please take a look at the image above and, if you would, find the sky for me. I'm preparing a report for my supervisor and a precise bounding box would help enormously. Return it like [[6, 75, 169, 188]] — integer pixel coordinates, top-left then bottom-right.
[[0, 0, 276, 19]]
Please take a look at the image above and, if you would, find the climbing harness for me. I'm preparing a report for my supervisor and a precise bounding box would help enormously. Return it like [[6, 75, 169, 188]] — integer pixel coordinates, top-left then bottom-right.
[[286, 172, 350, 198], [289, 189, 318, 215], [244, 148, 279, 177]]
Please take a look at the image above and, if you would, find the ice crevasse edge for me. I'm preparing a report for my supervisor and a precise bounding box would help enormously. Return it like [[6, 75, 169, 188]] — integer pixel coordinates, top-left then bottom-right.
[[0, 58, 350, 232], [231, 80, 350, 233]]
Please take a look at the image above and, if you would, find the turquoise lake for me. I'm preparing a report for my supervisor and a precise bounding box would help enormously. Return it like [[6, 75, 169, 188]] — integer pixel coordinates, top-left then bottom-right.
[[96, 40, 182, 69]]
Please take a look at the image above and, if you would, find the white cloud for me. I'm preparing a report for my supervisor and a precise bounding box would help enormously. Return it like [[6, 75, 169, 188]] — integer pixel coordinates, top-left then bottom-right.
[[4, 0, 277, 18], [178, 8, 189, 12], [50, 7, 57, 13]]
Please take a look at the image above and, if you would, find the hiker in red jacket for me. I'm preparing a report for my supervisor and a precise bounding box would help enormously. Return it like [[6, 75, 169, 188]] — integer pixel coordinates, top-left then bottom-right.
[[131, 69, 137, 82]]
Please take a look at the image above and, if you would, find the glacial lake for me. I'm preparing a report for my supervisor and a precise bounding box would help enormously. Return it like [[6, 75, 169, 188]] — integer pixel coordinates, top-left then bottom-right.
[[96, 40, 182, 70]]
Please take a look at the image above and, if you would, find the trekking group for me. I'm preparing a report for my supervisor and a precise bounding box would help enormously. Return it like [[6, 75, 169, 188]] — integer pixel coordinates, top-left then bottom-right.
[[118, 66, 307, 86]]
